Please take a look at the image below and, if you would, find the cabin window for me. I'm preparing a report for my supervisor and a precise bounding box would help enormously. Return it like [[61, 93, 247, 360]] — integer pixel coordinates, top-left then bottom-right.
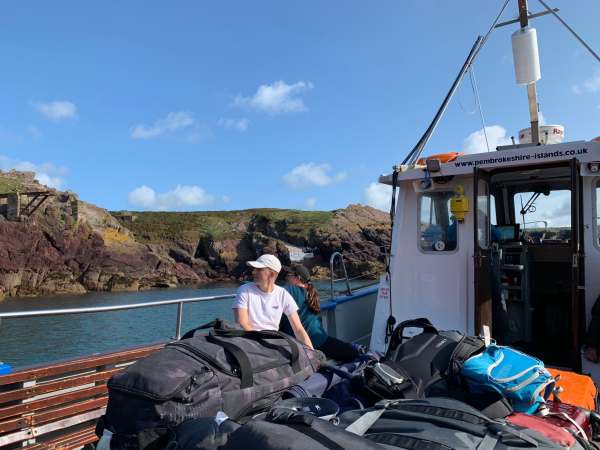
[[513, 189, 571, 243], [419, 191, 457, 252]]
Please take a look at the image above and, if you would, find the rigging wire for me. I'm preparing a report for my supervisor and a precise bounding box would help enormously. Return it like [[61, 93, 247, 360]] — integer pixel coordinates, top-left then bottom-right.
[[403, 0, 512, 166], [536, 0, 600, 65], [469, 67, 491, 152]]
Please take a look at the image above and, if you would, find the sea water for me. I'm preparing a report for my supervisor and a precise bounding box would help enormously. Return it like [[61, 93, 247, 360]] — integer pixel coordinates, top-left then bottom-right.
[[0, 280, 368, 368]]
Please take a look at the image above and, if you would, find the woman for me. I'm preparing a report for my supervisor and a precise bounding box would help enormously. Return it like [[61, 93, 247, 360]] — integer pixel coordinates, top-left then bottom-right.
[[280, 264, 360, 362]]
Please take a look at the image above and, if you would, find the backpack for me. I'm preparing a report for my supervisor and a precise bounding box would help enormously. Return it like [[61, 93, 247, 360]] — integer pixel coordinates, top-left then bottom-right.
[[384, 318, 485, 397], [104, 320, 320, 448], [338, 397, 587, 449], [461, 344, 556, 414]]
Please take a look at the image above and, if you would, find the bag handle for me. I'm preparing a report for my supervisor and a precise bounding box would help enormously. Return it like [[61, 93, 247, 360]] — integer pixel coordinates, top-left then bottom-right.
[[180, 318, 241, 340], [206, 334, 254, 388], [213, 329, 302, 374], [387, 318, 438, 353]]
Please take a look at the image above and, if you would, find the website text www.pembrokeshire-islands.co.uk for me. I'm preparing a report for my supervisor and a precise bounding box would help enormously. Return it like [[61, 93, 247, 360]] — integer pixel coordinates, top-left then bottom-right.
[[453, 148, 588, 168]]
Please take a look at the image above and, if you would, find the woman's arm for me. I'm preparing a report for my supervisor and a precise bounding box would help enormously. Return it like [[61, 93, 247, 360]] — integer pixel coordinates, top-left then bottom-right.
[[287, 312, 314, 349], [234, 308, 253, 331]]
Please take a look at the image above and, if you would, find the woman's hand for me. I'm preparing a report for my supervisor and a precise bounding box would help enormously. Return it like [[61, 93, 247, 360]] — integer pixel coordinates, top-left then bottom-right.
[[288, 312, 314, 349]]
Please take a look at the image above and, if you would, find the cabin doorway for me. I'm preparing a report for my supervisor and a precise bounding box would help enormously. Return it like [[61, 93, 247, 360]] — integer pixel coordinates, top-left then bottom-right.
[[473, 160, 584, 370]]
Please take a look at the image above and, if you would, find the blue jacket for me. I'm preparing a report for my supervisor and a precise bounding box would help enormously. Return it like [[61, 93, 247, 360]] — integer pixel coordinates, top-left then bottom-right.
[[280, 284, 328, 348]]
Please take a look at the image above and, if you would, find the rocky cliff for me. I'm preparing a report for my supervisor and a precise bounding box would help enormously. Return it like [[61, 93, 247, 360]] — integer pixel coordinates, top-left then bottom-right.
[[0, 170, 390, 299]]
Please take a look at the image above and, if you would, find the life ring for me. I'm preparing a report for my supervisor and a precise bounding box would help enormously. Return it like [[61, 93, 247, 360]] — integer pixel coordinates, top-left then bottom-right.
[[417, 152, 464, 166]]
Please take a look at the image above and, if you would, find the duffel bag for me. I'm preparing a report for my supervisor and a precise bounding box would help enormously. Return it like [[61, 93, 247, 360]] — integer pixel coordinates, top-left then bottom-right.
[[461, 344, 556, 414], [384, 318, 485, 397], [338, 397, 586, 449], [104, 319, 320, 443], [548, 368, 598, 411], [222, 409, 384, 450]]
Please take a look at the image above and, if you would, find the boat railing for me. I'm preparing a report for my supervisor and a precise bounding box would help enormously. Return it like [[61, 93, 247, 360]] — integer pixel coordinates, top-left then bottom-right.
[[329, 251, 352, 299], [0, 294, 236, 341], [328, 250, 382, 300]]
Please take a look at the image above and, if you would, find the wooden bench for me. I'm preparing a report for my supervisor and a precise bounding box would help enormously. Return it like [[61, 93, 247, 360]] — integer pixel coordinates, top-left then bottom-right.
[[0, 343, 165, 449]]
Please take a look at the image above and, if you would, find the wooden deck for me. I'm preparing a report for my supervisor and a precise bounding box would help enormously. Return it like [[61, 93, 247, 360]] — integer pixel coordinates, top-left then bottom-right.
[[0, 343, 164, 449]]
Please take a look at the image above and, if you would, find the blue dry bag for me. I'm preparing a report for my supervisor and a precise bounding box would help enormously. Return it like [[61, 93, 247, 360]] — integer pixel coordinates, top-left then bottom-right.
[[460, 344, 555, 414]]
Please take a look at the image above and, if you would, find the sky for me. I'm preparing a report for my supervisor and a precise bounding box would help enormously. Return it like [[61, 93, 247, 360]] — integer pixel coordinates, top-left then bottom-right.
[[1, 0, 600, 214]]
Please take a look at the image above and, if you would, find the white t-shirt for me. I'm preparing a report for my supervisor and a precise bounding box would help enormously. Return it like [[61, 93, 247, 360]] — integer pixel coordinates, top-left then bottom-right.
[[232, 283, 299, 331]]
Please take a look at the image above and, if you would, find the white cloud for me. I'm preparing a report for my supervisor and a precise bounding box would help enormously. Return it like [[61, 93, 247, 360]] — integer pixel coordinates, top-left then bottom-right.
[[463, 125, 512, 154], [0, 155, 67, 189], [33, 101, 77, 121], [130, 111, 198, 140], [218, 118, 249, 132], [282, 163, 346, 190], [572, 71, 600, 95], [234, 80, 313, 115], [128, 184, 219, 211], [362, 182, 392, 212], [304, 197, 317, 209]]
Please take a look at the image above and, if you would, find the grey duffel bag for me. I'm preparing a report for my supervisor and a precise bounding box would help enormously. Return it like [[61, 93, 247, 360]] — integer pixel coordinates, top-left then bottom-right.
[[338, 397, 588, 450], [104, 319, 320, 442]]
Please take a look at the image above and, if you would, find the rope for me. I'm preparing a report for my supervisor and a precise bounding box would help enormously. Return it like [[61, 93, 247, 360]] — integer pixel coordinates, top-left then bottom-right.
[[537, 0, 600, 65], [470, 67, 491, 152]]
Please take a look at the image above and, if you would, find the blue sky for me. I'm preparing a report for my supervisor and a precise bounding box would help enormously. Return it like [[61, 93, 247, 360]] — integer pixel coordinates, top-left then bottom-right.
[[1, 0, 600, 213]]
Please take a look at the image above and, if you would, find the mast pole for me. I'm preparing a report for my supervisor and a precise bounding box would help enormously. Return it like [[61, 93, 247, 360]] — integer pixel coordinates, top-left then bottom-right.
[[518, 0, 540, 144]]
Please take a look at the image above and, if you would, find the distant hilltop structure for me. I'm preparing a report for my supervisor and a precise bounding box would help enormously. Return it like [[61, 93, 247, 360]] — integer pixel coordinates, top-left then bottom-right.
[[0, 170, 78, 222]]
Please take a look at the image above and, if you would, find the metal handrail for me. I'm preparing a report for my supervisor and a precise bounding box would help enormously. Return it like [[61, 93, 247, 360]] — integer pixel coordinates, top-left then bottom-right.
[[0, 294, 236, 340], [329, 252, 351, 300]]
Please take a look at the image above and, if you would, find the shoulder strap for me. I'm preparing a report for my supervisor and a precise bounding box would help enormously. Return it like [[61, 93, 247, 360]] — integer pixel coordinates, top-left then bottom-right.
[[206, 334, 254, 388], [282, 423, 347, 450], [366, 433, 453, 450], [448, 335, 485, 384]]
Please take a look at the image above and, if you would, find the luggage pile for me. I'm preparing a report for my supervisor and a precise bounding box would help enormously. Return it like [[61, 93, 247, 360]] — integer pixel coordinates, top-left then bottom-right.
[[97, 318, 600, 450]]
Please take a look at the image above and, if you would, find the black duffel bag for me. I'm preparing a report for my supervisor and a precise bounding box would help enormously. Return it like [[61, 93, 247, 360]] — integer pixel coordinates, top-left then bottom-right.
[[104, 319, 320, 444]]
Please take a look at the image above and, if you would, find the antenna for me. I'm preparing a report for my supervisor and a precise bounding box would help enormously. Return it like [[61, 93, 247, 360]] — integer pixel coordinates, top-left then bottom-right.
[[516, 0, 541, 145]]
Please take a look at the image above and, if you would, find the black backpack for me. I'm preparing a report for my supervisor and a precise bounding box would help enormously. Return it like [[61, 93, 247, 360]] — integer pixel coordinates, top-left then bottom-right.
[[384, 318, 485, 397], [104, 320, 320, 448]]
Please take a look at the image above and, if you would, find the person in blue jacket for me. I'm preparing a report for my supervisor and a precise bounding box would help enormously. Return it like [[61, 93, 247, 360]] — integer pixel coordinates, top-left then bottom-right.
[[280, 264, 361, 362]]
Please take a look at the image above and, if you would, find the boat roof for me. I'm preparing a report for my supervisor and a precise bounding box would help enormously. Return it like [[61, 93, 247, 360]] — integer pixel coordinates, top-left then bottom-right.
[[379, 139, 600, 184]]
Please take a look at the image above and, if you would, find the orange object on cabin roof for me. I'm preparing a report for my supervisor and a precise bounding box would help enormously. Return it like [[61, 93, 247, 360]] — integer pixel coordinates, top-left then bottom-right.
[[547, 368, 597, 411], [416, 152, 464, 166]]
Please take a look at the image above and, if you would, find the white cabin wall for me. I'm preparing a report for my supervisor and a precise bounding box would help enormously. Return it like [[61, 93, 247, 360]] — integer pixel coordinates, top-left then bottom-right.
[[370, 177, 475, 352]]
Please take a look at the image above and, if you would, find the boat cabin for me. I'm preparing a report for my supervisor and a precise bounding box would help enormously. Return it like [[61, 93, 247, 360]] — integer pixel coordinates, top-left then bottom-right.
[[370, 139, 600, 380]]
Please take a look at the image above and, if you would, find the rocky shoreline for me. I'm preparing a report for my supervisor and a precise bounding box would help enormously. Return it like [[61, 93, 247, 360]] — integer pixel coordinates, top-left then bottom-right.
[[0, 170, 390, 300]]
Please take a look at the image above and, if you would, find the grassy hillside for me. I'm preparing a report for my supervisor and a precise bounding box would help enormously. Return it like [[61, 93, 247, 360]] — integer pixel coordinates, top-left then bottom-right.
[[115, 209, 334, 243]]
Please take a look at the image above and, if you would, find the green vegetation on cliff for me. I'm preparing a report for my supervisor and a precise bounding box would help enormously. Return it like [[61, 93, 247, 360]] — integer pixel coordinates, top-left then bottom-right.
[[117, 209, 334, 243]]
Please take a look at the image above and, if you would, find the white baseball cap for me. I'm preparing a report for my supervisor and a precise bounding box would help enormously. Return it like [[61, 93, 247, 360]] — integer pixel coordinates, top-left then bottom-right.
[[247, 254, 282, 273]]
